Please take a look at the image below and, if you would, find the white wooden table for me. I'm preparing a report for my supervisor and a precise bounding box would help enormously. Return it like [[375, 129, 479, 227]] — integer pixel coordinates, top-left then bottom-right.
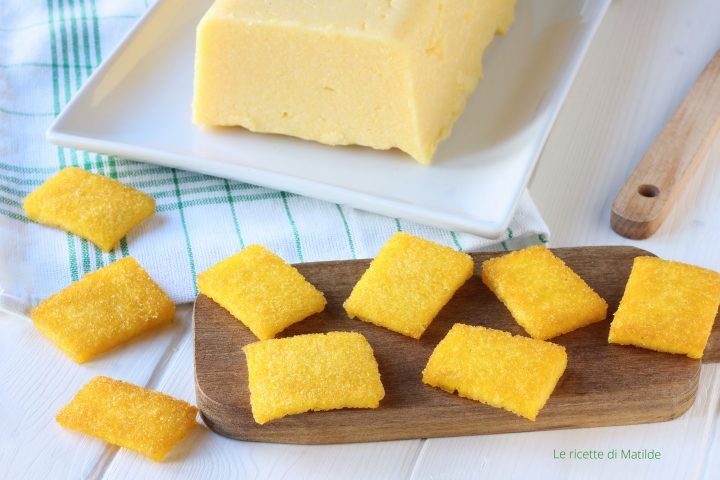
[[2, 1, 720, 478]]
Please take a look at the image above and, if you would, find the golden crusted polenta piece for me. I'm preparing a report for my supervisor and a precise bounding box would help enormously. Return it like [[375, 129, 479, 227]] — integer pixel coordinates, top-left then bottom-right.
[[197, 245, 326, 340], [56, 376, 197, 461], [344, 232, 473, 339], [23, 167, 155, 251], [243, 332, 385, 424], [482, 246, 607, 340], [609, 257, 720, 359], [422, 324, 567, 420], [32, 257, 175, 363]]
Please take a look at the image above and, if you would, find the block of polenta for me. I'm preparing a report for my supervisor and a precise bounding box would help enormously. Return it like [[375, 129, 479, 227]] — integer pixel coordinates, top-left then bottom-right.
[[197, 245, 326, 340], [193, 0, 516, 163], [609, 257, 720, 359], [23, 167, 155, 251], [32, 257, 174, 363], [344, 232, 473, 339], [56, 376, 197, 461], [482, 246, 608, 340], [243, 332, 385, 424], [423, 324, 567, 421]]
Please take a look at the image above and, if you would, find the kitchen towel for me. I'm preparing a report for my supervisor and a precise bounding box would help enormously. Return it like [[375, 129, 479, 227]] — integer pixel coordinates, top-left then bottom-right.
[[0, 0, 549, 307]]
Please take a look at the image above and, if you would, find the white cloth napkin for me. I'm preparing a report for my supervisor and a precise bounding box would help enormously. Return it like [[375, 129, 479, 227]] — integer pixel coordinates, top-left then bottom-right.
[[0, 0, 549, 308]]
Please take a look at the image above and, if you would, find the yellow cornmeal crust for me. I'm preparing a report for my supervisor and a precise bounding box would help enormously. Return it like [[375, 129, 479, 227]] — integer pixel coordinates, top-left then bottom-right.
[[197, 245, 326, 340], [23, 167, 155, 252], [56, 376, 197, 461], [609, 256, 720, 359], [422, 324, 567, 421], [242, 332, 385, 424], [482, 246, 608, 340], [31, 257, 175, 363], [344, 232, 473, 339]]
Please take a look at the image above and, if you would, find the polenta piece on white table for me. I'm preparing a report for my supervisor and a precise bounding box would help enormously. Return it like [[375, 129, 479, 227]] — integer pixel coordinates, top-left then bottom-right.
[[23, 167, 155, 251], [31, 257, 175, 363], [423, 324, 567, 421], [193, 0, 517, 163], [197, 245, 326, 340], [243, 332, 385, 424], [609, 257, 720, 359], [56, 376, 198, 462]]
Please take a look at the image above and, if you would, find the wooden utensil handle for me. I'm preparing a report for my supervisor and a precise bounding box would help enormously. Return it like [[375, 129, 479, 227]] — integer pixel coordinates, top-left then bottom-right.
[[611, 50, 720, 239]]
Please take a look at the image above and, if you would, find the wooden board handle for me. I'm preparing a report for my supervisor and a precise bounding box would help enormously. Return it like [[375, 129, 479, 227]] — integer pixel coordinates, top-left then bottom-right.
[[611, 50, 720, 239]]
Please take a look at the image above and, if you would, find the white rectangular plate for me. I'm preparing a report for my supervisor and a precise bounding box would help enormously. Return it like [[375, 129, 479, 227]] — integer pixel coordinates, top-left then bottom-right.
[[47, 0, 610, 238]]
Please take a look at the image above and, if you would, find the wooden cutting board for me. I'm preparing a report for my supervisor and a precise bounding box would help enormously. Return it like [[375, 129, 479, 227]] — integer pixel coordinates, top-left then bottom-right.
[[194, 246, 720, 444]]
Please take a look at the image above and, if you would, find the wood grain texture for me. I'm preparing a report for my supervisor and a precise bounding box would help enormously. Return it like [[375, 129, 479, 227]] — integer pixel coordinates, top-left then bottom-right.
[[101, 307, 422, 480], [194, 246, 719, 444], [611, 50, 720, 239], [99, 3, 720, 479]]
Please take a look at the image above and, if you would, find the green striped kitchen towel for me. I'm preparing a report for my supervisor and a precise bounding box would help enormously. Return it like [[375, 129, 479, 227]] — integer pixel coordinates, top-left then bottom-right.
[[0, 0, 549, 308]]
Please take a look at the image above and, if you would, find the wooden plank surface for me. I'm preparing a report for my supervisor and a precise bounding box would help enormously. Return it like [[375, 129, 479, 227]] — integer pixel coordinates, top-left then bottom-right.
[[102, 308, 422, 480], [7, 1, 718, 479], [194, 246, 718, 444]]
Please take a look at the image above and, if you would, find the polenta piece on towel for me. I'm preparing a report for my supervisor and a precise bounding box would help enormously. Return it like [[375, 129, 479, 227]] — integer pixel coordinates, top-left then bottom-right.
[[344, 232, 473, 339], [197, 245, 326, 340], [56, 376, 197, 462], [23, 167, 155, 251], [243, 332, 385, 424], [482, 246, 607, 340], [32, 257, 174, 363], [422, 324, 567, 421], [609, 257, 720, 359]]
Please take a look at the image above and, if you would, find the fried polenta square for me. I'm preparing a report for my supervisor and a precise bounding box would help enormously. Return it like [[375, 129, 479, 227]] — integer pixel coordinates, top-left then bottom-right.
[[422, 324, 567, 420], [242, 332, 385, 424], [32, 257, 175, 363], [56, 376, 197, 461], [23, 167, 155, 251], [197, 245, 326, 340], [609, 257, 720, 359], [482, 246, 607, 340], [344, 232, 473, 339]]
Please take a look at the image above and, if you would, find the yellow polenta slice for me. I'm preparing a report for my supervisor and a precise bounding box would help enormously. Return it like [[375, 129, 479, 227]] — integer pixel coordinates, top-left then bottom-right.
[[23, 167, 155, 251], [609, 257, 720, 359], [243, 332, 384, 424], [482, 246, 607, 340], [197, 245, 326, 340], [423, 324, 567, 421], [56, 376, 197, 461], [32, 257, 174, 363], [344, 232, 473, 339]]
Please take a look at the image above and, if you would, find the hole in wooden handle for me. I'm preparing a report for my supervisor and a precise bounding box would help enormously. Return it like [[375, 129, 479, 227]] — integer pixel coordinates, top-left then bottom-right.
[[637, 184, 660, 198]]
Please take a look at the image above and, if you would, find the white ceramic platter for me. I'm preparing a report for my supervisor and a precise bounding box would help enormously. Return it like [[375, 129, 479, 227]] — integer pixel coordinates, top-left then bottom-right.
[[47, 0, 610, 238]]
